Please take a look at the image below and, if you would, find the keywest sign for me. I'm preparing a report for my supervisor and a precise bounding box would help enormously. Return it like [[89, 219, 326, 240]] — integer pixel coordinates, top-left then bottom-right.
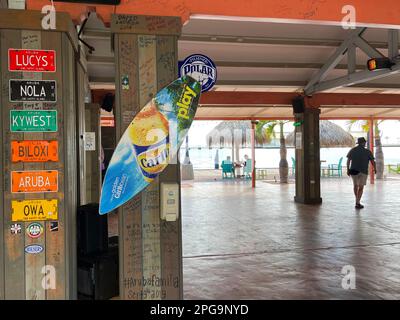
[[10, 110, 57, 132]]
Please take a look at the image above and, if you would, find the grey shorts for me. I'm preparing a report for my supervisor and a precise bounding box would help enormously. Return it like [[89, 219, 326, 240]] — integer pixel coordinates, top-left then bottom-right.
[[351, 173, 368, 186]]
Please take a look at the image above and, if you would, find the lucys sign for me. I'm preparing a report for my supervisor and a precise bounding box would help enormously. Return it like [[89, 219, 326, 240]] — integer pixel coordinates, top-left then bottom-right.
[[179, 54, 217, 92]]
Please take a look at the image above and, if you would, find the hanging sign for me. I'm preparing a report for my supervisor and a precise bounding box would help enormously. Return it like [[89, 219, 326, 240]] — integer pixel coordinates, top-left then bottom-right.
[[9, 80, 57, 102], [10, 110, 57, 132], [179, 54, 217, 92], [11, 140, 58, 162], [295, 132, 303, 150], [11, 199, 58, 222], [8, 49, 56, 72], [11, 170, 58, 193], [84, 132, 96, 151]]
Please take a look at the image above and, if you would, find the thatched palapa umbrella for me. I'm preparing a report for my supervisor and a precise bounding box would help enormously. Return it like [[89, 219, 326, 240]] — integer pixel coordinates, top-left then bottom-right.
[[286, 120, 354, 147], [206, 121, 264, 163]]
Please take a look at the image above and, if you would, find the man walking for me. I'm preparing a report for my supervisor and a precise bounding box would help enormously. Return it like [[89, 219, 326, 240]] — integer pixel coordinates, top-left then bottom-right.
[[346, 137, 377, 209]]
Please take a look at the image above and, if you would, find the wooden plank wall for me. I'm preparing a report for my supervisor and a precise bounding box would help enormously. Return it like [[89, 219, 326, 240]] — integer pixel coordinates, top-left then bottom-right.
[[2, 28, 26, 300], [112, 15, 182, 300], [157, 35, 183, 300], [62, 32, 78, 299], [0, 26, 4, 302], [0, 24, 78, 299], [23, 29, 46, 301], [77, 62, 87, 205]]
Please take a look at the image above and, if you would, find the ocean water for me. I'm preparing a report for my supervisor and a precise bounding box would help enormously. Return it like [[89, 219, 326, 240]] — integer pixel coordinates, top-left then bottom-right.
[[179, 147, 400, 169]]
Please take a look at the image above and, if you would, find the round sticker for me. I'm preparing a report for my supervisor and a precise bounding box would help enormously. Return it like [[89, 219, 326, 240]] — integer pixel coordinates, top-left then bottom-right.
[[26, 222, 43, 239], [179, 54, 217, 92], [25, 244, 44, 254]]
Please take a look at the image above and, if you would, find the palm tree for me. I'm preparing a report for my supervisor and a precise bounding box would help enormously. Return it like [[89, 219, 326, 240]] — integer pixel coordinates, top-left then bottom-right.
[[256, 120, 290, 183], [347, 120, 384, 179]]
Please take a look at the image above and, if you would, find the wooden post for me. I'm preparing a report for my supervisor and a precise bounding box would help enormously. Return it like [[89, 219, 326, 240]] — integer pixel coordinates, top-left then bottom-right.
[[84, 103, 101, 203], [369, 117, 375, 185], [294, 108, 322, 204], [0, 9, 79, 300], [251, 120, 256, 188], [77, 47, 88, 206], [111, 14, 182, 300]]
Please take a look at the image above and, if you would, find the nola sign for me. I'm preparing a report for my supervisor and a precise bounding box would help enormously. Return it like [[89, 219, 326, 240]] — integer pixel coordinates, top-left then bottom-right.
[[179, 54, 217, 92], [10, 80, 57, 102]]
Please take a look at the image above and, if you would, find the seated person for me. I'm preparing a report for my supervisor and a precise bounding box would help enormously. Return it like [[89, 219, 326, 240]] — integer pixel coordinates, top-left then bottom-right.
[[224, 156, 232, 164]]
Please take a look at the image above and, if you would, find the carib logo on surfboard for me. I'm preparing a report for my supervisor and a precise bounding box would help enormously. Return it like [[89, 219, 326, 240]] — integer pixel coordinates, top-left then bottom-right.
[[99, 76, 201, 214]]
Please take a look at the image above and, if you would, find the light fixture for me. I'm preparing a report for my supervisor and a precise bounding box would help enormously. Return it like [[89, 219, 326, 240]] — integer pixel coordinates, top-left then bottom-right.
[[367, 57, 395, 71]]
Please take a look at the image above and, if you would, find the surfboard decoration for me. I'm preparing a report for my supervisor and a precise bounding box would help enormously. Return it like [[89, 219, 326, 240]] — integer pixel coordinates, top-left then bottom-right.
[[99, 76, 201, 214]]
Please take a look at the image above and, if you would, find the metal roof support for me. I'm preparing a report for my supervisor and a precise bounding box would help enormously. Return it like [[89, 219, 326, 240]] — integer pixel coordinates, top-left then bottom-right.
[[304, 28, 365, 94], [353, 36, 384, 58], [388, 29, 399, 60], [305, 28, 399, 95], [347, 43, 356, 74], [307, 63, 400, 94]]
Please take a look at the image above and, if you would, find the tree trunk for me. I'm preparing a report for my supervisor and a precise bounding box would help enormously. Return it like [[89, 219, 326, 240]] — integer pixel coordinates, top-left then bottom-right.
[[235, 141, 240, 164], [279, 122, 289, 183], [231, 141, 234, 164], [375, 125, 384, 179]]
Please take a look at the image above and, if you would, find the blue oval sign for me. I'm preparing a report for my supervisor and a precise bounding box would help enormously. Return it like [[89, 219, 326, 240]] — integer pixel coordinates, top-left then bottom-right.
[[25, 244, 44, 254], [179, 54, 217, 92]]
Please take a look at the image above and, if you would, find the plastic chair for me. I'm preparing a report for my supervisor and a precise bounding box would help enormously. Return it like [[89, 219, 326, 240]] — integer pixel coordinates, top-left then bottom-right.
[[328, 157, 343, 177], [291, 157, 296, 175], [221, 161, 234, 179], [243, 159, 252, 179], [388, 164, 400, 174]]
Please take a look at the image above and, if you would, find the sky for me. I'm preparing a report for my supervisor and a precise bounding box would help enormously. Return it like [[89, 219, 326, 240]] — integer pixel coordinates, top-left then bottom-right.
[[187, 120, 400, 148]]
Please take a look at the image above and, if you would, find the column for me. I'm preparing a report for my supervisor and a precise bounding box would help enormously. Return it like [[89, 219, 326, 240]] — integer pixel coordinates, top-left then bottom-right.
[[294, 108, 322, 204], [111, 14, 182, 300], [369, 117, 375, 184], [0, 9, 79, 299]]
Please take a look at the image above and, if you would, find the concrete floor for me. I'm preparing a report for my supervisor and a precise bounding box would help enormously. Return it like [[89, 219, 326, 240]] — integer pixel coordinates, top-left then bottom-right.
[[181, 178, 400, 299]]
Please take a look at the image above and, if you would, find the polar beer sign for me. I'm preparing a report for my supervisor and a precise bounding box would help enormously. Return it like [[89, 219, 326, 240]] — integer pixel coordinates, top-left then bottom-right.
[[8, 49, 56, 72]]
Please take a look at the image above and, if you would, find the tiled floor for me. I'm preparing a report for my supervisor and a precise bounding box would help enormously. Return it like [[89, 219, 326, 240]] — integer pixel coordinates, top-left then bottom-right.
[[181, 178, 400, 299]]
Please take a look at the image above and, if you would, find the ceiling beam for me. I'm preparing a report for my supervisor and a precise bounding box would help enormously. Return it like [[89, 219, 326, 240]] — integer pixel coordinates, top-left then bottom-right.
[[216, 80, 306, 87], [89, 77, 400, 91], [215, 61, 365, 70], [200, 91, 400, 106], [82, 29, 393, 50], [86, 57, 366, 70], [87, 56, 114, 64], [180, 34, 392, 49]]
